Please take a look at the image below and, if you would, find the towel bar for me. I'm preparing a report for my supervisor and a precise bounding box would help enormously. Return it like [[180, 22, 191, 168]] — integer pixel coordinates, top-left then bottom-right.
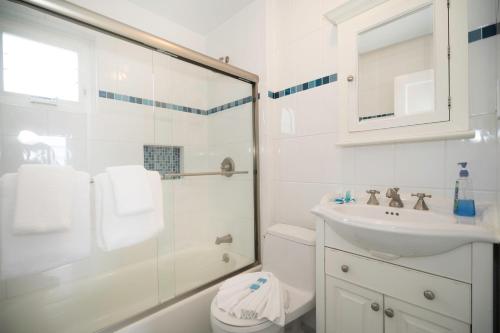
[[89, 156, 248, 183], [162, 170, 248, 178], [89, 170, 248, 183]]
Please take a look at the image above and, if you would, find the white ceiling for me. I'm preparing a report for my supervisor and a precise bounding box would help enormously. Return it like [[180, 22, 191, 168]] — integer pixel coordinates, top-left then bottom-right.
[[128, 0, 255, 35]]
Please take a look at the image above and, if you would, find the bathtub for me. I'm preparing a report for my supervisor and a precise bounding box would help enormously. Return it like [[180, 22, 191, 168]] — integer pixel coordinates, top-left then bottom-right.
[[0, 244, 255, 333], [116, 264, 262, 333]]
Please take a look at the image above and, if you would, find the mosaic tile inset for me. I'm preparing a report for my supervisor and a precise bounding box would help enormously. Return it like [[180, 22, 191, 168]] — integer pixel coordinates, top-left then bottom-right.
[[143, 145, 181, 176]]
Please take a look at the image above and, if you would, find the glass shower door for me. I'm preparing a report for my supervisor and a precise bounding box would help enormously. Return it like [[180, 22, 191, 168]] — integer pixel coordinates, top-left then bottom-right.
[[152, 51, 256, 301], [0, 1, 257, 331]]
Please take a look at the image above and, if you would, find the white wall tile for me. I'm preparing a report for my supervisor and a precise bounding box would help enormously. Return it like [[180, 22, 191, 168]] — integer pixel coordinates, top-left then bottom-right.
[[290, 29, 325, 86], [291, 0, 325, 41], [469, 37, 497, 116], [89, 101, 154, 144], [0, 105, 48, 137], [274, 181, 335, 229], [274, 133, 338, 183], [294, 84, 338, 136], [47, 110, 87, 139], [354, 144, 395, 186], [467, 0, 497, 29], [445, 114, 498, 191], [394, 141, 446, 189], [87, 140, 143, 175]]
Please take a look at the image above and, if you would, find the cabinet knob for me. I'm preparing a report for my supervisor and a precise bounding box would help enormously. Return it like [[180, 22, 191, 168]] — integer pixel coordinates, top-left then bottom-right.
[[371, 302, 380, 312], [384, 308, 394, 318], [347, 75, 354, 82], [423, 290, 435, 300], [341, 264, 349, 273]]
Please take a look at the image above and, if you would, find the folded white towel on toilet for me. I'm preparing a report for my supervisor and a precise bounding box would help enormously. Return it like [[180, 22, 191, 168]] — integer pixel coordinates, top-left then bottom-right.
[[215, 272, 286, 326]]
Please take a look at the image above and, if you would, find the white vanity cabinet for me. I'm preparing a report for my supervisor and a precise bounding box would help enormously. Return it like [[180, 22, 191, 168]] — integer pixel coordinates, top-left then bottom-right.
[[325, 276, 469, 333], [316, 220, 495, 333], [384, 297, 469, 333], [325, 277, 383, 333]]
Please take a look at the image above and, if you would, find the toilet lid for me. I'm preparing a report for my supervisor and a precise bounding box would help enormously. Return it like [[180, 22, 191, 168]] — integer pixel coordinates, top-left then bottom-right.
[[211, 299, 271, 328]]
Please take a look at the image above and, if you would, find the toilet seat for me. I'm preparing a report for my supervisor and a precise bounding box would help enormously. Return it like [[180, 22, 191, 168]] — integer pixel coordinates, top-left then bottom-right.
[[210, 281, 315, 332]]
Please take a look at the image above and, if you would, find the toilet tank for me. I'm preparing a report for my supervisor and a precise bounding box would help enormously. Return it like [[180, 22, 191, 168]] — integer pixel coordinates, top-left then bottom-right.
[[262, 224, 315, 292]]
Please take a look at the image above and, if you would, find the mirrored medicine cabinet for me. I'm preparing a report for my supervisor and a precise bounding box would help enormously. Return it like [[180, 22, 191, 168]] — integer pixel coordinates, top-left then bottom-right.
[[326, 0, 473, 146]]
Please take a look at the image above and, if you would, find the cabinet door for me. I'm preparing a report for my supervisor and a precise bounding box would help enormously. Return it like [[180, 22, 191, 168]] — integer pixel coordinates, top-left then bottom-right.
[[325, 276, 383, 333], [384, 296, 470, 333]]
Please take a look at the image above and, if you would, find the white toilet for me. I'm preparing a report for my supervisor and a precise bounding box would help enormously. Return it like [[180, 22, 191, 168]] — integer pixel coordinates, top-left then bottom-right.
[[210, 224, 315, 333]]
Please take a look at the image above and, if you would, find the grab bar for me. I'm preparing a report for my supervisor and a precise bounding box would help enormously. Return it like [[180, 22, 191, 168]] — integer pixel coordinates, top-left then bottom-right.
[[162, 170, 248, 179]]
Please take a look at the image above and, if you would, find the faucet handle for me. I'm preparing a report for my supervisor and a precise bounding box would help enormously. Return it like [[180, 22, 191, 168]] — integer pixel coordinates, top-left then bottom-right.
[[411, 193, 432, 199], [366, 190, 380, 205], [411, 193, 432, 210], [386, 187, 399, 197]]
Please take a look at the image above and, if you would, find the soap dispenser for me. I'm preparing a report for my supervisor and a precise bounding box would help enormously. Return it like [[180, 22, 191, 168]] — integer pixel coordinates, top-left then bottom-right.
[[453, 162, 476, 220]]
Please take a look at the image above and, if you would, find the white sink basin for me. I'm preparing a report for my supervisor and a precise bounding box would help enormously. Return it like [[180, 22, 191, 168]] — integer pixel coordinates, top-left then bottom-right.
[[312, 195, 499, 258]]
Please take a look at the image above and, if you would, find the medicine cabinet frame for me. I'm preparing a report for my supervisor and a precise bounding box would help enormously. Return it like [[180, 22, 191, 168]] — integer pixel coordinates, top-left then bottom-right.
[[329, 0, 473, 146]]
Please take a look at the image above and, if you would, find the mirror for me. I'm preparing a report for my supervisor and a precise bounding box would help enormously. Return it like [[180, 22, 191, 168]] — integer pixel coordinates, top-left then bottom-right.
[[335, 0, 471, 145], [357, 4, 436, 123]]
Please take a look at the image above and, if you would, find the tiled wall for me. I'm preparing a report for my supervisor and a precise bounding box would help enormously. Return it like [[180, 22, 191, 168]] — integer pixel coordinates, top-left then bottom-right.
[[265, 0, 499, 230], [210, 0, 500, 234]]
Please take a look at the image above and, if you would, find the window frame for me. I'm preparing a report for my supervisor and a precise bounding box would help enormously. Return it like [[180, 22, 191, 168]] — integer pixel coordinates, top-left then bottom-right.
[[0, 14, 91, 112]]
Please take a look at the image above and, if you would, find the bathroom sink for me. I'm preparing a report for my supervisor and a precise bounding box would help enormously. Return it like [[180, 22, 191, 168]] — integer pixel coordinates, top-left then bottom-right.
[[311, 195, 499, 258]]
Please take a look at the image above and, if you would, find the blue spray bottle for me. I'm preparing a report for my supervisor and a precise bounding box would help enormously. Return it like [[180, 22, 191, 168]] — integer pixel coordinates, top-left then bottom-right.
[[453, 162, 476, 219]]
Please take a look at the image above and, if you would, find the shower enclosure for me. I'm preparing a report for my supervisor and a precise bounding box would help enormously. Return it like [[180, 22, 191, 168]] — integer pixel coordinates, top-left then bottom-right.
[[0, 1, 259, 332]]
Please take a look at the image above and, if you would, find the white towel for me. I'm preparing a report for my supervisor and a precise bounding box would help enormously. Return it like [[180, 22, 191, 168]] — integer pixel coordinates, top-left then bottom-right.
[[1, 172, 91, 279], [106, 165, 154, 216], [94, 170, 164, 251], [216, 272, 286, 326], [14, 164, 76, 234]]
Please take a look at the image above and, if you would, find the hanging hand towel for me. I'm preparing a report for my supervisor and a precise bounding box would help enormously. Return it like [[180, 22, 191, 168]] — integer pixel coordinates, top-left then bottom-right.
[[95, 170, 164, 251], [14, 164, 76, 234], [1, 172, 91, 279], [106, 165, 154, 216]]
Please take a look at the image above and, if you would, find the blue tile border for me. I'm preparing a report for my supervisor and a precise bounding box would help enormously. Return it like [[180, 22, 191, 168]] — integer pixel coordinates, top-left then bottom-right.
[[268, 73, 337, 100], [468, 22, 498, 43], [98, 89, 252, 116], [206, 96, 254, 115]]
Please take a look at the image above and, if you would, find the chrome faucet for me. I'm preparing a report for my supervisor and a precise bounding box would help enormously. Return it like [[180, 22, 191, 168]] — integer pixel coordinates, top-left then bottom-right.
[[386, 187, 404, 208], [215, 234, 233, 245]]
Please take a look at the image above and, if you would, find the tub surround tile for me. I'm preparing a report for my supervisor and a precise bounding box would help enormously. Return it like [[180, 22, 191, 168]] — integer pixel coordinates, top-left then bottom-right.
[[98, 89, 252, 116]]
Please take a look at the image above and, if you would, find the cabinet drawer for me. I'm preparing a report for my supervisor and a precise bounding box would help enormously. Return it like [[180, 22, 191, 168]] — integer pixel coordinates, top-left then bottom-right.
[[325, 248, 471, 323]]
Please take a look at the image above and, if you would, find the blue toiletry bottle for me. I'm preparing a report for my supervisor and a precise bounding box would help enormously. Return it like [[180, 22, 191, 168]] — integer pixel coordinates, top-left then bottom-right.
[[453, 162, 475, 218]]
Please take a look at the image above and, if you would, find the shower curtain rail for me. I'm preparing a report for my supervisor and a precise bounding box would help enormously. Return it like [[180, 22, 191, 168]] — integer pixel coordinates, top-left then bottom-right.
[[162, 170, 248, 178]]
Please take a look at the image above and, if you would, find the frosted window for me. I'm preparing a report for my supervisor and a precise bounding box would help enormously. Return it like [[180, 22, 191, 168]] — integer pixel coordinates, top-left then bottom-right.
[[2, 33, 79, 101]]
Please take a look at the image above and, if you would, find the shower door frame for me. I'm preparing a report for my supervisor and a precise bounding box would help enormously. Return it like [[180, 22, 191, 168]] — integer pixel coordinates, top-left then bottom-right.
[[7, 0, 261, 331]]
